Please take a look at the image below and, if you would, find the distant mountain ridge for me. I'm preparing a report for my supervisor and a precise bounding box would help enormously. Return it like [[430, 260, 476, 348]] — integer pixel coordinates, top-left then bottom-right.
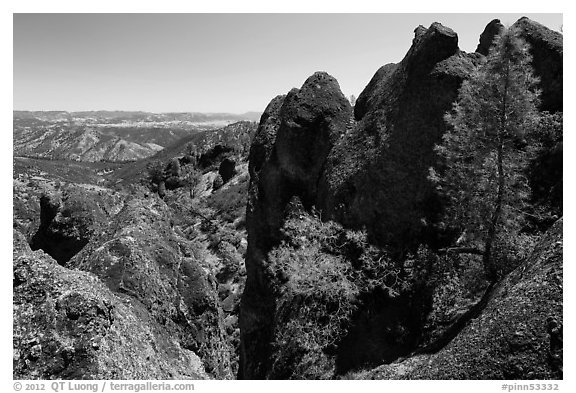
[[13, 110, 262, 162], [13, 110, 262, 123], [13, 124, 164, 162]]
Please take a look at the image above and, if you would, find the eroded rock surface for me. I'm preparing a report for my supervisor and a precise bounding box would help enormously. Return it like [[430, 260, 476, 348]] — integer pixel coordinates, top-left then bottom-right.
[[240, 72, 352, 379], [240, 18, 563, 380], [68, 195, 234, 379], [13, 230, 208, 380], [318, 23, 482, 249]]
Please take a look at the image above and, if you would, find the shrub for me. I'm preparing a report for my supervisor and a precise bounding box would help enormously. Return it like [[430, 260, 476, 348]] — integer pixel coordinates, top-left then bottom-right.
[[168, 157, 181, 177], [206, 178, 248, 224], [267, 209, 409, 378], [146, 160, 165, 185]]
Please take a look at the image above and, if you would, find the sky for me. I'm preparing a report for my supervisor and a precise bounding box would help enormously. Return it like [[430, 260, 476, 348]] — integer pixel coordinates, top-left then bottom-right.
[[13, 13, 562, 114]]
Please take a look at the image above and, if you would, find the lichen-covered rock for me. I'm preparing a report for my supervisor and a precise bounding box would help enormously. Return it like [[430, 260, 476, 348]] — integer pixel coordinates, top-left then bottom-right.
[[353, 218, 563, 380], [68, 195, 234, 379], [13, 230, 208, 380]]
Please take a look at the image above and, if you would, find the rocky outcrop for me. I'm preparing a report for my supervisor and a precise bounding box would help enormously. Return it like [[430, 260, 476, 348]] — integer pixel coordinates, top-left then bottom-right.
[[30, 188, 119, 264], [13, 230, 208, 379], [67, 195, 234, 379], [353, 63, 397, 121], [514, 17, 563, 113], [318, 23, 482, 249], [240, 18, 563, 380], [240, 22, 477, 380], [475, 19, 504, 55], [354, 218, 563, 379], [240, 72, 352, 379]]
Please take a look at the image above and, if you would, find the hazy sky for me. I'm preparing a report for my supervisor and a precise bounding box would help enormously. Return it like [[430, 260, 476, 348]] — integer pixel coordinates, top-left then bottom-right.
[[13, 13, 562, 114]]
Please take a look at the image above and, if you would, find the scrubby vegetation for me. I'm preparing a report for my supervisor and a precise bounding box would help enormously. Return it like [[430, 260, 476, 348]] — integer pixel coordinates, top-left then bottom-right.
[[265, 201, 436, 378]]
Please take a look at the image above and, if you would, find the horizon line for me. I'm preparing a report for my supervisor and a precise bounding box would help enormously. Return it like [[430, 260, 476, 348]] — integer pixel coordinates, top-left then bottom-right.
[[13, 109, 264, 115]]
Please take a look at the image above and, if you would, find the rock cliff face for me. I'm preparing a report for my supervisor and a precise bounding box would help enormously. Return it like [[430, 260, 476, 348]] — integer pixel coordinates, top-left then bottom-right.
[[15, 188, 237, 379], [68, 195, 234, 379], [240, 23, 477, 377], [13, 231, 208, 379], [240, 72, 352, 378], [240, 18, 562, 379], [318, 23, 482, 249]]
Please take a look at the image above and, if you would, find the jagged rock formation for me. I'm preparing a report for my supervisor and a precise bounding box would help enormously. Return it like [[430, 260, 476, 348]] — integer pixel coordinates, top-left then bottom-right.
[[13, 230, 208, 379], [318, 23, 482, 249], [13, 16, 562, 381], [67, 195, 235, 379], [240, 18, 562, 380], [240, 22, 473, 379], [240, 72, 352, 379], [353, 218, 563, 379], [475, 19, 504, 55]]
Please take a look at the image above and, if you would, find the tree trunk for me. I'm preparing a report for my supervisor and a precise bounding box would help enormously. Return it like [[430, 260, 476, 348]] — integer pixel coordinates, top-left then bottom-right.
[[483, 140, 504, 283], [483, 61, 510, 283]]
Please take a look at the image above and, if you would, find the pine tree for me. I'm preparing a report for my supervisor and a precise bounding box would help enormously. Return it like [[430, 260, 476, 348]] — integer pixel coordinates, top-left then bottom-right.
[[431, 27, 541, 282]]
